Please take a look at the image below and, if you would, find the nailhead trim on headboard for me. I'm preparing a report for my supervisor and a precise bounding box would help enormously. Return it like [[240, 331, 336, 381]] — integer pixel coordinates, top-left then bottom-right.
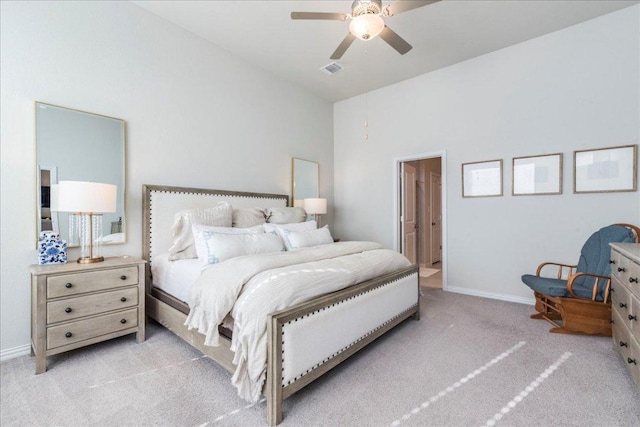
[[145, 185, 288, 263]]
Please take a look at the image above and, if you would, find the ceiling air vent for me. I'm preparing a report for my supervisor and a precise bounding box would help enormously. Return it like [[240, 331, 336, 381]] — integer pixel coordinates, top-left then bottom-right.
[[320, 62, 343, 75]]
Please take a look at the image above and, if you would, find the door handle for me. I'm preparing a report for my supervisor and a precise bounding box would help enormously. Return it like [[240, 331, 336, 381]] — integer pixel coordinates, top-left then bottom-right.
[[431, 222, 436, 226]]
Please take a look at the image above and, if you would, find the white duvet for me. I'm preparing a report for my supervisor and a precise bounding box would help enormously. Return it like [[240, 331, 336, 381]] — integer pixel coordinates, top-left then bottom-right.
[[185, 241, 411, 402]]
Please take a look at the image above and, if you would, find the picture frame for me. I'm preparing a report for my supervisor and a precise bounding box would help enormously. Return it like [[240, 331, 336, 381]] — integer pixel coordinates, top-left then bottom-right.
[[462, 159, 503, 197], [574, 144, 637, 193], [512, 153, 563, 196]]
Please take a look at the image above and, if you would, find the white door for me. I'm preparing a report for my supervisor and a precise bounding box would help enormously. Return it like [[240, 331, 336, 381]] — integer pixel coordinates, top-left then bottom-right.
[[401, 163, 418, 264], [430, 172, 442, 264]]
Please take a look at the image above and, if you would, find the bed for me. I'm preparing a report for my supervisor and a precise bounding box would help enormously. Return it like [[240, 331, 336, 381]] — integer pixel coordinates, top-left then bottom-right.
[[142, 184, 420, 425]]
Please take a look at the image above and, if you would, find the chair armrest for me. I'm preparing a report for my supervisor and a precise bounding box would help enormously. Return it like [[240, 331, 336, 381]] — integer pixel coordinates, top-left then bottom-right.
[[536, 262, 577, 279], [566, 272, 611, 302]]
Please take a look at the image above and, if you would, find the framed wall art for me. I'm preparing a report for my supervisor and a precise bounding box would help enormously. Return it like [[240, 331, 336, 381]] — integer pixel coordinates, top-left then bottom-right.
[[574, 144, 637, 193], [462, 159, 503, 197], [512, 153, 562, 196]]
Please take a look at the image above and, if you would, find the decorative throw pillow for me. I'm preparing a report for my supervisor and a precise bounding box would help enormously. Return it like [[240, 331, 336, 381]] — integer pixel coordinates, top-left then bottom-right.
[[264, 220, 317, 250], [168, 202, 233, 260], [265, 207, 307, 224], [284, 226, 333, 250], [232, 207, 267, 228], [200, 231, 284, 264], [192, 223, 265, 262]]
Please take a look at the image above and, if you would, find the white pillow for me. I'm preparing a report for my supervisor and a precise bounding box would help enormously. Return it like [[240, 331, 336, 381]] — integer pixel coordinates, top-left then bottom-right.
[[192, 223, 265, 262], [284, 226, 333, 250], [232, 207, 267, 228], [265, 207, 307, 224], [168, 202, 233, 261], [264, 221, 317, 250], [200, 231, 284, 264]]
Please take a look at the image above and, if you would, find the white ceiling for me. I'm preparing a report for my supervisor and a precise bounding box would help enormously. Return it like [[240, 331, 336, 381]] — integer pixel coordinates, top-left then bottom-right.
[[132, 0, 638, 102]]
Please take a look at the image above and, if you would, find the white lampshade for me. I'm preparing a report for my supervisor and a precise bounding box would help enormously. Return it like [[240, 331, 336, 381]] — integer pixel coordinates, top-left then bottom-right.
[[293, 199, 305, 208], [304, 198, 327, 215], [349, 14, 385, 41], [53, 181, 117, 213]]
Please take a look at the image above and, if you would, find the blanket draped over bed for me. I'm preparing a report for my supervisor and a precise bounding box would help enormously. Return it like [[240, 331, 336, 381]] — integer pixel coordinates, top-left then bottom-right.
[[185, 241, 411, 402]]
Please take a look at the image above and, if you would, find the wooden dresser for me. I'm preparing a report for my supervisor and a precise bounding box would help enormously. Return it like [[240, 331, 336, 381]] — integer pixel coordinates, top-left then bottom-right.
[[30, 256, 146, 374], [610, 243, 640, 389]]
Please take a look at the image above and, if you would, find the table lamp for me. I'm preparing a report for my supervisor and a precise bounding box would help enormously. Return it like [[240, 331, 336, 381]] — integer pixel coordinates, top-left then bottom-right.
[[303, 198, 327, 228], [52, 181, 117, 263]]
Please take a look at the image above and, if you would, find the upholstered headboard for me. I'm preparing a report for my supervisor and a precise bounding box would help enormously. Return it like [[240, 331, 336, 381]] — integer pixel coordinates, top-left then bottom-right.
[[142, 184, 289, 265]]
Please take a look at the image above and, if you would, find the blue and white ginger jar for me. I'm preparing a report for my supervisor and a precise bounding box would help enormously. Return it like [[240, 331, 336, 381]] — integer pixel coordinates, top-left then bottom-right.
[[38, 231, 68, 265]]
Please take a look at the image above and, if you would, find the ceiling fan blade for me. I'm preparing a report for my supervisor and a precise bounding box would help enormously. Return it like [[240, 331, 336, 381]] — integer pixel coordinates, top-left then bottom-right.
[[379, 26, 412, 55], [330, 33, 357, 60], [385, 0, 440, 17], [291, 12, 348, 21]]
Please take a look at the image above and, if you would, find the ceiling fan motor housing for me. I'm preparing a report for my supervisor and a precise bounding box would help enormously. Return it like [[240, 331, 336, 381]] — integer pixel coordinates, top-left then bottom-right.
[[351, 0, 383, 18]]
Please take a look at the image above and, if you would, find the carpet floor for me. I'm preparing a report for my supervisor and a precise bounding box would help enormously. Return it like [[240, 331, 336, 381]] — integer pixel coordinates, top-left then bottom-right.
[[2, 288, 639, 427]]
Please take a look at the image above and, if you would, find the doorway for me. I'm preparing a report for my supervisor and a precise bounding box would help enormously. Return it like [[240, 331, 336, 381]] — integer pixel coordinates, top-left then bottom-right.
[[397, 153, 446, 290]]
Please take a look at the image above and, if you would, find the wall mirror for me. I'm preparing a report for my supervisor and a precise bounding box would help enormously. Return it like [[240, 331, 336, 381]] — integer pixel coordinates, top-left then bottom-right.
[[291, 158, 319, 207], [36, 102, 126, 247]]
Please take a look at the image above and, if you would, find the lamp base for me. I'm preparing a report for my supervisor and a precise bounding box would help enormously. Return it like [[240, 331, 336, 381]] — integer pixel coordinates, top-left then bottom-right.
[[77, 256, 104, 264]]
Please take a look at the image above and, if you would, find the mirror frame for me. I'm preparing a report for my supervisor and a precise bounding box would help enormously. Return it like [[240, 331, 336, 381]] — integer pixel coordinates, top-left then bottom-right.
[[35, 101, 127, 248], [291, 157, 319, 208]]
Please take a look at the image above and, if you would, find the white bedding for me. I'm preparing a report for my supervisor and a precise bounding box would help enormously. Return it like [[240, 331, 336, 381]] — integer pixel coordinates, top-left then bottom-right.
[[151, 253, 203, 304], [184, 241, 411, 402]]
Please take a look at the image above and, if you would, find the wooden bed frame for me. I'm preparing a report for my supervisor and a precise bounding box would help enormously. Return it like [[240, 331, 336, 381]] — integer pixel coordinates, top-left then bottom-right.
[[142, 184, 420, 425]]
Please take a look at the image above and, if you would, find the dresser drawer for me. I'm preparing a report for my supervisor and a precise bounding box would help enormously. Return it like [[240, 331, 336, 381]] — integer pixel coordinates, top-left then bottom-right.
[[613, 308, 631, 355], [612, 276, 632, 320], [630, 291, 640, 336], [47, 266, 139, 298], [612, 254, 640, 298], [47, 287, 139, 324], [47, 308, 138, 350], [626, 261, 640, 300], [611, 250, 629, 282], [628, 335, 640, 388]]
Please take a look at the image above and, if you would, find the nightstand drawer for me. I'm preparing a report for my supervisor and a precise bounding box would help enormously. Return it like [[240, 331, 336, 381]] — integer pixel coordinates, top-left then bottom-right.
[[47, 287, 139, 324], [47, 308, 138, 350], [47, 266, 138, 298]]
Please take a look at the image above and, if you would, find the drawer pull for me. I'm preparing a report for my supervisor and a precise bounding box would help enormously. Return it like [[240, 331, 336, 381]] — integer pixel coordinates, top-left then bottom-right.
[[64, 307, 72, 313], [120, 319, 127, 324], [120, 297, 127, 302], [620, 341, 628, 347], [65, 283, 73, 288], [628, 314, 638, 321], [65, 332, 72, 338], [609, 259, 615, 264], [610, 319, 615, 324], [630, 277, 639, 284], [120, 275, 127, 280], [628, 358, 637, 365], [619, 303, 627, 308], [617, 267, 626, 273]]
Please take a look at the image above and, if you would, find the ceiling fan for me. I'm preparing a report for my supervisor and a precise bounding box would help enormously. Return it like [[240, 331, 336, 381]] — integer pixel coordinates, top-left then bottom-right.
[[291, 0, 440, 60]]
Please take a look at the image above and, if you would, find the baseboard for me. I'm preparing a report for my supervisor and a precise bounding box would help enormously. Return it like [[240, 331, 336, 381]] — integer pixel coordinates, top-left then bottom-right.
[[1, 344, 31, 362], [446, 286, 535, 306]]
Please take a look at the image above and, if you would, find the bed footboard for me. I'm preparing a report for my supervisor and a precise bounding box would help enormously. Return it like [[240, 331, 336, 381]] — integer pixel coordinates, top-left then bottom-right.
[[266, 265, 419, 425]]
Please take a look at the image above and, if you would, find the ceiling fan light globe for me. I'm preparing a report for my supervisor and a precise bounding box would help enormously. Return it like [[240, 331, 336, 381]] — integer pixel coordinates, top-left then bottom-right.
[[349, 14, 384, 41]]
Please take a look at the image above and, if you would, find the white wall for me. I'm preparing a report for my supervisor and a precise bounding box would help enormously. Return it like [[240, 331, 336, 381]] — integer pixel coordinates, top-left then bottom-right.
[[0, 1, 333, 355], [334, 6, 640, 303]]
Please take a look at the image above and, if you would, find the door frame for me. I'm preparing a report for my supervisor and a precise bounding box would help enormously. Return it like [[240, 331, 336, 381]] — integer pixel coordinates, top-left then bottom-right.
[[393, 150, 447, 290], [429, 171, 442, 265]]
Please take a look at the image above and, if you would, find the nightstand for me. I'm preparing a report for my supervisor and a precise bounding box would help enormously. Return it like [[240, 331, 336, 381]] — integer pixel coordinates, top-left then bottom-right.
[[29, 256, 146, 374]]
